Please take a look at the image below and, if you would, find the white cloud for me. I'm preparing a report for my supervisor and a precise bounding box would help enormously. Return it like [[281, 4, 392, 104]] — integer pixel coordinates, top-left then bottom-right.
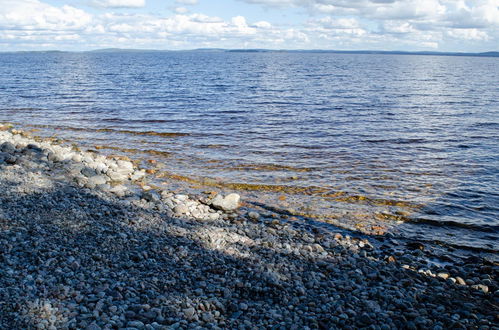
[[312, 17, 361, 29], [306, 17, 367, 41], [236, 0, 499, 51], [0, 0, 497, 51], [253, 21, 272, 29], [175, 0, 198, 5], [174, 7, 189, 14], [0, 0, 92, 30], [381, 21, 415, 34], [240, 0, 499, 29], [91, 0, 146, 8], [446, 29, 489, 41], [442, 0, 499, 28], [367, 0, 446, 20]]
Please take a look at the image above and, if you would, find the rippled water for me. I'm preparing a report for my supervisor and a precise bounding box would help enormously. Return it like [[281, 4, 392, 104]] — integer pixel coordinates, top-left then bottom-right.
[[0, 51, 498, 253]]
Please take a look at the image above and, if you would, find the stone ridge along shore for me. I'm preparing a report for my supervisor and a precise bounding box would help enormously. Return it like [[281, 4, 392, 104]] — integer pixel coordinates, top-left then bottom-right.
[[0, 124, 497, 329]]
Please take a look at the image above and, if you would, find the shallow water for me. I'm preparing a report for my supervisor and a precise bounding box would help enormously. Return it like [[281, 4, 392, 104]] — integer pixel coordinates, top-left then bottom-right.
[[0, 51, 498, 253]]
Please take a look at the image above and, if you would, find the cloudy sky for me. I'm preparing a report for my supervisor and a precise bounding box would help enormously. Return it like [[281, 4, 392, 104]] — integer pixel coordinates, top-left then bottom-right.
[[1, 0, 498, 52]]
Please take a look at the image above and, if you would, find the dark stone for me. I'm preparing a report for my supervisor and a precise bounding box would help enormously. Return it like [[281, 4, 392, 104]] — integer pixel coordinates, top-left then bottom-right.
[[406, 241, 424, 251]]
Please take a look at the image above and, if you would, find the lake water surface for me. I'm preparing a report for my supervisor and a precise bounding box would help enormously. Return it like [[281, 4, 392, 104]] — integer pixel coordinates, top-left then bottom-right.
[[0, 51, 497, 254]]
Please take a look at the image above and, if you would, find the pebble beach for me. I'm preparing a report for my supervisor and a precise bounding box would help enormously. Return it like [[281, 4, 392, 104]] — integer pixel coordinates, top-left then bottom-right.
[[0, 124, 497, 329]]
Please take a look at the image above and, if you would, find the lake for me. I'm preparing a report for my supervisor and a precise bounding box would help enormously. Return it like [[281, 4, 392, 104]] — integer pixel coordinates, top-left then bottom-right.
[[0, 50, 497, 254]]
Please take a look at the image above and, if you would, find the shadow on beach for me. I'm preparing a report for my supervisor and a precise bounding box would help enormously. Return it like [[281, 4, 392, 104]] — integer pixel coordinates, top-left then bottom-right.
[[0, 169, 497, 330]]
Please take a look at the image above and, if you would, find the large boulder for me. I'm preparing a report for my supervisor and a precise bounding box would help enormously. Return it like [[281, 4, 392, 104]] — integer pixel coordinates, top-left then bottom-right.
[[211, 193, 240, 211]]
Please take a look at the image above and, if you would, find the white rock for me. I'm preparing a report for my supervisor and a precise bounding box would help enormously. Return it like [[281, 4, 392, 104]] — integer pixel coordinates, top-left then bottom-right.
[[174, 194, 189, 201], [95, 155, 106, 163], [208, 213, 220, 221], [87, 175, 108, 186], [61, 151, 74, 161], [163, 198, 175, 209], [117, 160, 134, 171], [72, 154, 83, 162], [107, 161, 118, 170], [95, 162, 108, 174], [83, 155, 94, 164], [191, 210, 202, 218], [174, 204, 189, 215], [107, 170, 129, 182], [211, 193, 240, 211], [130, 169, 146, 181], [109, 185, 127, 197]]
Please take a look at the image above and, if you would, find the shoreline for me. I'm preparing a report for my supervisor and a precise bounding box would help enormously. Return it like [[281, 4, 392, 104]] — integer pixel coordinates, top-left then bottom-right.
[[4, 121, 498, 257], [0, 124, 497, 328]]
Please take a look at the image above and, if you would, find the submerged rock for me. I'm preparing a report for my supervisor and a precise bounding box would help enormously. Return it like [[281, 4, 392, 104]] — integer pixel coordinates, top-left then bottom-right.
[[248, 211, 261, 220]]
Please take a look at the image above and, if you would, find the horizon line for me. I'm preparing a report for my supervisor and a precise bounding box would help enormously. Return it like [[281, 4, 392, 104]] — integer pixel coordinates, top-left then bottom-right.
[[1, 48, 498, 57]]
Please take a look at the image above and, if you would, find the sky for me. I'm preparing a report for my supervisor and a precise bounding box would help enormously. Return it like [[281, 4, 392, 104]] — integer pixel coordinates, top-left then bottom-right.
[[0, 0, 498, 52]]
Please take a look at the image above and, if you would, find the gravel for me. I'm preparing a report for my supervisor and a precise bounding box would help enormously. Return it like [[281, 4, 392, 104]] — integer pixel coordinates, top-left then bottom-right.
[[0, 125, 498, 329]]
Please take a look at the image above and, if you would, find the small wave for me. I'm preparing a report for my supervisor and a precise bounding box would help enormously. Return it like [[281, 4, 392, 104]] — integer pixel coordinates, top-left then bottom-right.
[[3, 107, 41, 113], [409, 217, 499, 233], [93, 145, 173, 157], [194, 144, 228, 149], [100, 118, 174, 124], [472, 122, 499, 128], [25, 124, 190, 138], [364, 138, 429, 144], [229, 163, 314, 173]]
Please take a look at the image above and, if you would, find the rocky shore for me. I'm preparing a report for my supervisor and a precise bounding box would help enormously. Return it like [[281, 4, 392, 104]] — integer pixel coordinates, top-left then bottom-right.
[[0, 124, 497, 329]]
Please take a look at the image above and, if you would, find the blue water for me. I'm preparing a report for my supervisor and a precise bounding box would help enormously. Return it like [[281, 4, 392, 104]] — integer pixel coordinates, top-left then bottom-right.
[[0, 51, 498, 253]]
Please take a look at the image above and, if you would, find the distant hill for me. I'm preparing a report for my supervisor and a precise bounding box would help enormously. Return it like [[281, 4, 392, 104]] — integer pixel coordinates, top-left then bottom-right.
[[224, 49, 499, 57], [1, 48, 498, 58], [88, 48, 163, 53]]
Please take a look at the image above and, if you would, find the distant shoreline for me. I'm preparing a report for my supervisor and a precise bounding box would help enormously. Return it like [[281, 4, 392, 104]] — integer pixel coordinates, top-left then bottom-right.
[[1, 48, 498, 58]]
